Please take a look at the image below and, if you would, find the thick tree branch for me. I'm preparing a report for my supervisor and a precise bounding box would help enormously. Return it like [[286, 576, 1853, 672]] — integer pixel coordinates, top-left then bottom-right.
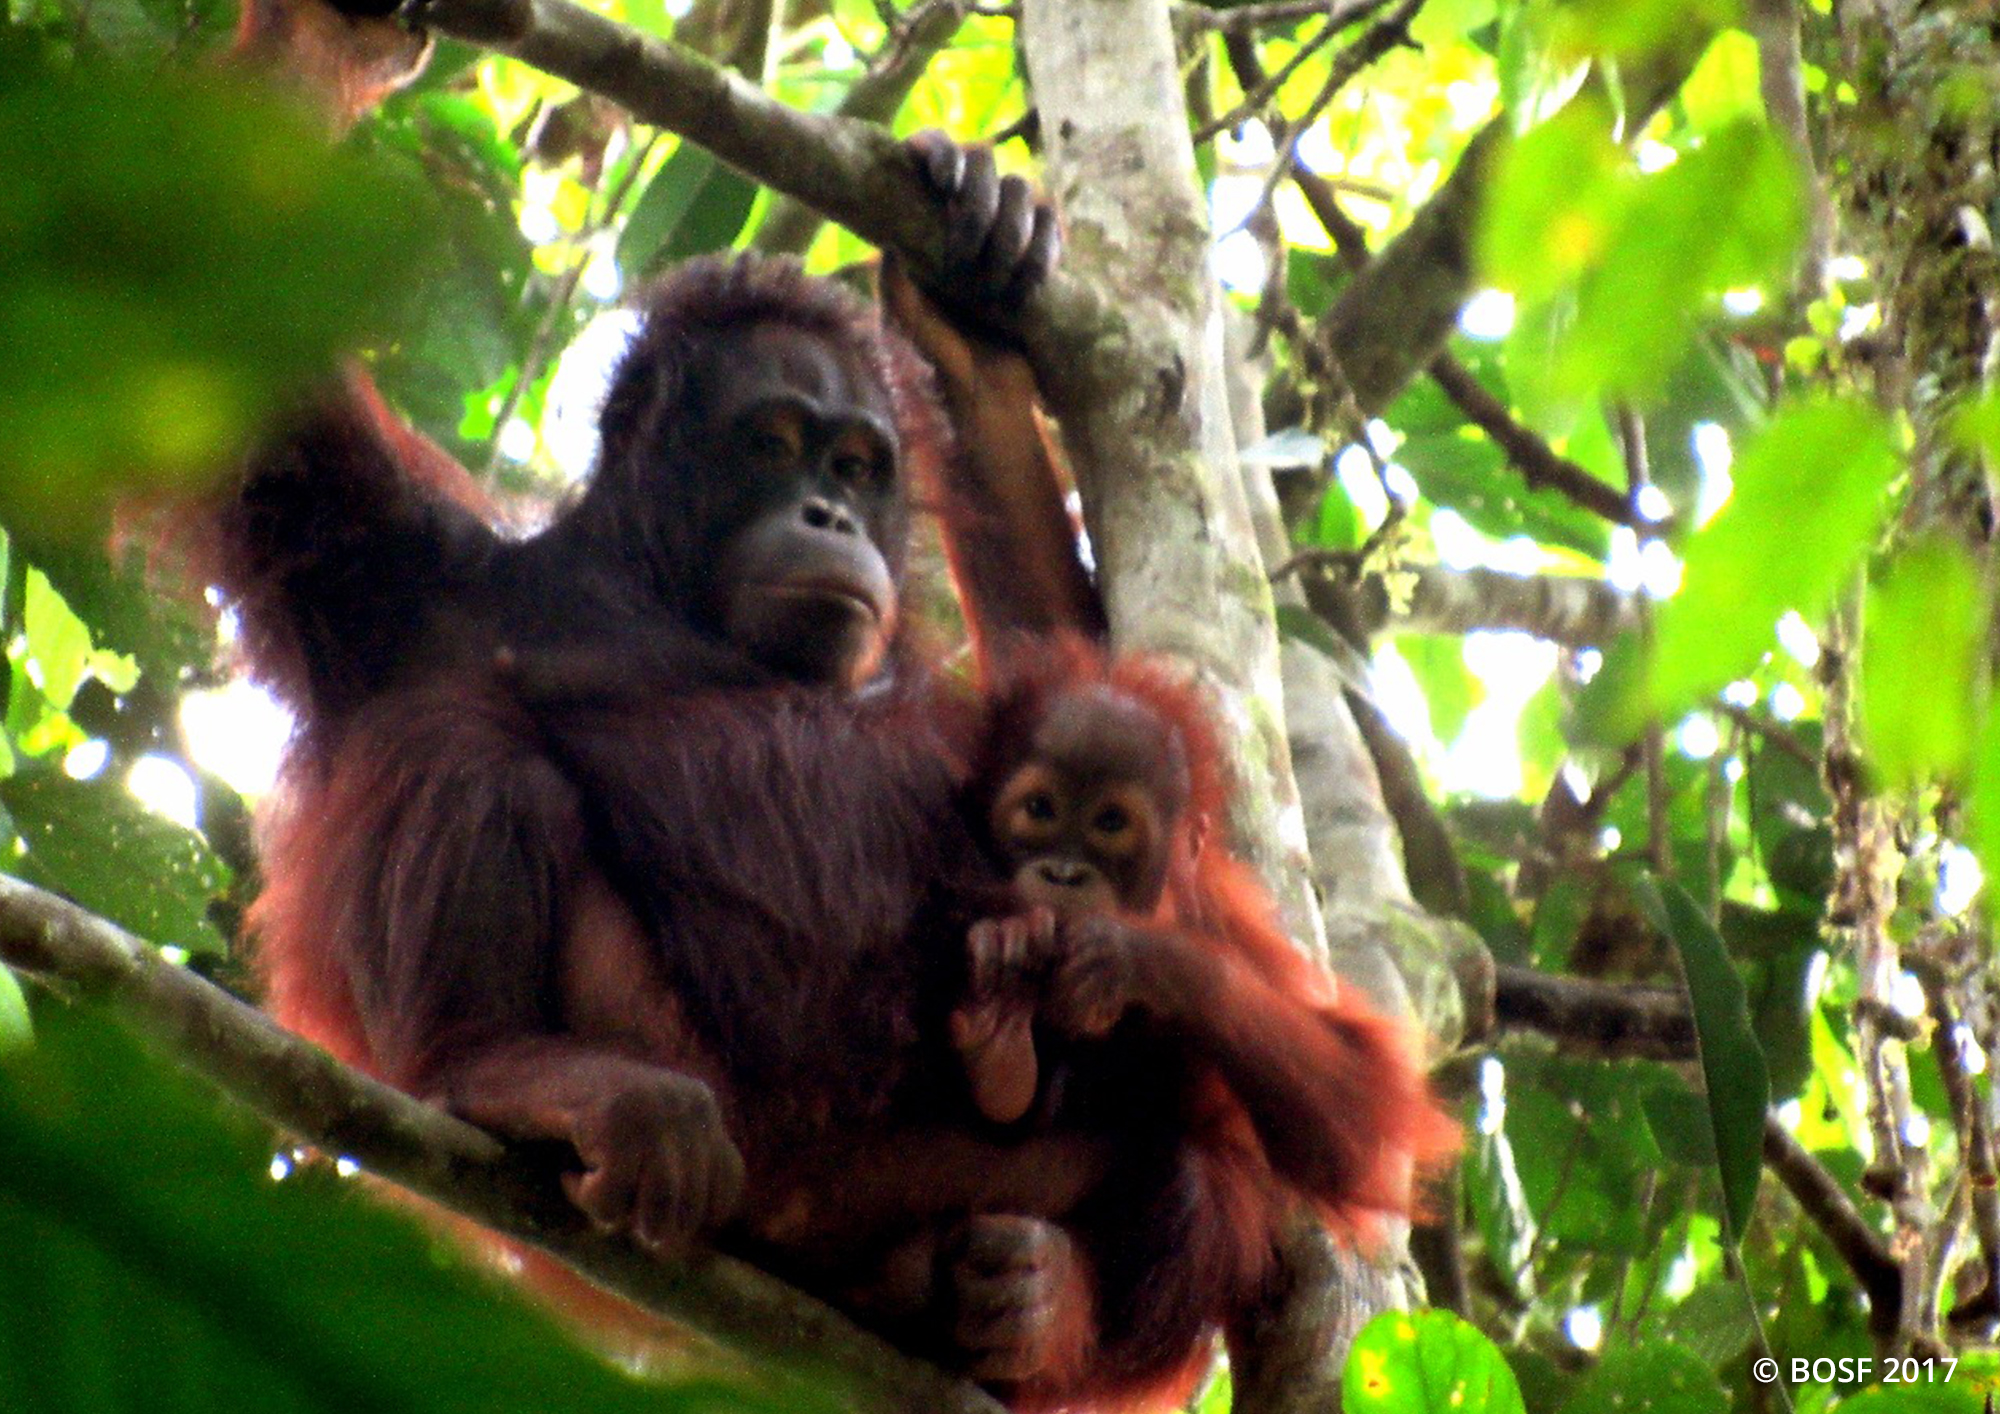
[[1222, 33, 1642, 537], [1307, 43, 1710, 421], [1316, 119, 1503, 417], [1491, 963, 1695, 1060], [0, 874, 1004, 1414], [406, 0, 934, 252]]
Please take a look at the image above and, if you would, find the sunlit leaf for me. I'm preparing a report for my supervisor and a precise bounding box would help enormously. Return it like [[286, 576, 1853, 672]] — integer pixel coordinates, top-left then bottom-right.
[[1479, 101, 1624, 304], [1541, 0, 1736, 60], [21, 570, 93, 712], [1644, 397, 1896, 723], [0, 967, 28, 1055], [1343, 1310, 1525, 1414], [1558, 121, 1802, 398], [15, 540, 208, 688], [1861, 539, 1983, 785], [1679, 30, 1765, 132], [2, 767, 230, 957], [1409, 0, 1497, 50]]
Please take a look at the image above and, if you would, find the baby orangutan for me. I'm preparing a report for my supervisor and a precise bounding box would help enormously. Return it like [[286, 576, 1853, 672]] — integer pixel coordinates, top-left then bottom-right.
[[951, 638, 1455, 1238], [952, 655, 1201, 1124]]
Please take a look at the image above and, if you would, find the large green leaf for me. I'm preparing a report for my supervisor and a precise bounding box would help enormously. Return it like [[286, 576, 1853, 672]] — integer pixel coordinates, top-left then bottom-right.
[[1581, 396, 1897, 738], [1861, 539, 1984, 786], [0, 42, 438, 533], [619, 143, 759, 279], [1483, 100, 1802, 404], [1631, 876, 1769, 1244], [2, 767, 230, 957], [1558, 121, 1802, 399], [1344, 1310, 1525, 1414], [1480, 101, 1625, 305], [0, 1002, 781, 1414]]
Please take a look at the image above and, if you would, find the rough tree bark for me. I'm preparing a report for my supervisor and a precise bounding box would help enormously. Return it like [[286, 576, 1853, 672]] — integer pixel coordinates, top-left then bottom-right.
[[1015, 4, 1452, 1406]]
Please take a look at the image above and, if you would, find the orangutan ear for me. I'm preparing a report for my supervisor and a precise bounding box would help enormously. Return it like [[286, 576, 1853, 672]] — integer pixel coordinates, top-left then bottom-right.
[[1185, 810, 1212, 864]]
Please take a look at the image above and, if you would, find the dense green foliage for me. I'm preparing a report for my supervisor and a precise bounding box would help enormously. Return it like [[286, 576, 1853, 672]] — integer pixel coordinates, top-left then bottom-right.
[[4, 0, 2000, 1410]]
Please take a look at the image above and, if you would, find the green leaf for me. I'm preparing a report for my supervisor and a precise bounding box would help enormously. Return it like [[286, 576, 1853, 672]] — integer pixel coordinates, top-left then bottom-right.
[[0, 43, 438, 534], [21, 569, 92, 712], [0, 1003, 787, 1414], [1485, 103, 1802, 404], [1557, 1343, 1727, 1414], [1544, 0, 1735, 59], [0, 966, 28, 1055], [1, 767, 230, 957], [1286, 247, 1348, 321], [619, 143, 758, 278], [1479, 101, 1625, 304], [1652, 1279, 1756, 1368], [363, 91, 536, 448], [1397, 635, 1477, 747], [12, 540, 210, 688], [1642, 1077, 1718, 1165], [1502, 1054, 1670, 1252], [1344, 1310, 1526, 1414], [1744, 720, 1833, 902], [1679, 30, 1765, 132], [1271, 604, 1345, 661], [1557, 121, 1803, 399], [1860, 539, 1984, 785], [1630, 876, 1770, 1244], [1528, 877, 1590, 972], [1644, 397, 1896, 725], [1833, 1386, 1983, 1413]]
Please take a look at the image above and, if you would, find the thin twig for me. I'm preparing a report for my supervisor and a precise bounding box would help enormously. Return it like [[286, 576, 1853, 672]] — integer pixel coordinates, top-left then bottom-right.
[[1429, 358, 1647, 529], [1191, 4, 1358, 145], [1232, 0, 1423, 225], [1714, 700, 1817, 769], [1917, 959, 2000, 1327]]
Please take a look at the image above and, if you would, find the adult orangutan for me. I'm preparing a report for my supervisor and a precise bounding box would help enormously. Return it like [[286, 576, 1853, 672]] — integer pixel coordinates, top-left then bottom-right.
[[209, 0, 1452, 1402]]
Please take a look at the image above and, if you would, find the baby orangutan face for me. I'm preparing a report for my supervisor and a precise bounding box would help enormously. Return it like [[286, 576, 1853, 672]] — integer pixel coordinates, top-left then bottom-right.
[[986, 684, 1191, 919]]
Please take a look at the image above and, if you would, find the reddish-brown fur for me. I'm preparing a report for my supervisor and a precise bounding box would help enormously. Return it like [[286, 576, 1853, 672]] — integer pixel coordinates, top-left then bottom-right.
[[209, 5, 1453, 1404], [964, 635, 1459, 1244]]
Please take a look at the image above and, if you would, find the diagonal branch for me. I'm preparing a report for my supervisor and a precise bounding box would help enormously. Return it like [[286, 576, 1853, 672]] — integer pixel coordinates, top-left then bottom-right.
[[1762, 1115, 1901, 1332], [0, 873, 1003, 1414]]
